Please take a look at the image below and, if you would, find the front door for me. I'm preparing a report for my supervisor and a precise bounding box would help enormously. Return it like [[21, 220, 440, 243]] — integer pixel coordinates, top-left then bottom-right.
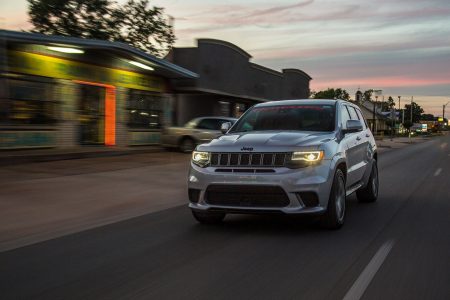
[[79, 85, 105, 145]]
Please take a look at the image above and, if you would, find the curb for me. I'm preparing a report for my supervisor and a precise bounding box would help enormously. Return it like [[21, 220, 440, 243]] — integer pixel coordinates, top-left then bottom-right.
[[0, 147, 164, 166]]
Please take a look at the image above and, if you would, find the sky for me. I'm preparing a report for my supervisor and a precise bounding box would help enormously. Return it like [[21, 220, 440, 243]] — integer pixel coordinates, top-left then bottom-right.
[[1, 0, 450, 116]]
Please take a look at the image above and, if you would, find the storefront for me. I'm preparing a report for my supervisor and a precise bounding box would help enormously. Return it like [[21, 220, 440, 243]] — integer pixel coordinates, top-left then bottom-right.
[[0, 30, 197, 149]]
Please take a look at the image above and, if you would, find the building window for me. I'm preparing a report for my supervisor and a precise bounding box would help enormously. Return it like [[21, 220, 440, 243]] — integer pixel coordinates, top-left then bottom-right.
[[127, 90, 163, 129], [0, 78, 57, 125]]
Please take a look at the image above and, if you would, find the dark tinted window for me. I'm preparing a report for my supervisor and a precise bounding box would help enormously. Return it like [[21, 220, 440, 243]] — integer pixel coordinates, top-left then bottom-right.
[[1, 78, 57, 125], [230, 105, 335, 132], [127, 90, 163, 129], [197, 118, 228, 130]]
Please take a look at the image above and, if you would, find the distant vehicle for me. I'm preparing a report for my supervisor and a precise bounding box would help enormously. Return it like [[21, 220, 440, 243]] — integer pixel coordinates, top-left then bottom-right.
[[161, 117, 238, 152], [188, 99, 379, 229]]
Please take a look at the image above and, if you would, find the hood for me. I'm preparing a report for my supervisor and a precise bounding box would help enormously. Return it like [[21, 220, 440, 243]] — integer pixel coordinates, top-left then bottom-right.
[[197, 131, 335, 152]]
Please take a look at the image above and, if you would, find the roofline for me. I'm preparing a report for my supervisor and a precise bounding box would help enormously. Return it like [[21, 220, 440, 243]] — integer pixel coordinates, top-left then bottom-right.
[[282, 68, 313, 80], [0, 30, 198, 79], [197, 38, 252, 59], [251, 63, 283, 77]]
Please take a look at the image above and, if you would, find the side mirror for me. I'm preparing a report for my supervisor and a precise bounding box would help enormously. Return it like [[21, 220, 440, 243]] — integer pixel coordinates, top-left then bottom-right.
[[220, 122, 231, 134], [343, 120, 363, 134]]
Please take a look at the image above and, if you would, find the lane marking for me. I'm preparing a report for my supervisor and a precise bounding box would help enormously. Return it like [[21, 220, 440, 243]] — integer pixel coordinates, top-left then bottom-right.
[[441, 143, 448, 149], [343, 240, 395, 300], [434, 168, 442, 177]]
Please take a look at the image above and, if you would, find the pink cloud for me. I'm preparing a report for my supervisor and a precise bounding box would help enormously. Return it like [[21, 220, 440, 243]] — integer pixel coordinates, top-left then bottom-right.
[[312, 76, 450, 90], [251, 39, 449, 61], [245, 0, 314, 18]]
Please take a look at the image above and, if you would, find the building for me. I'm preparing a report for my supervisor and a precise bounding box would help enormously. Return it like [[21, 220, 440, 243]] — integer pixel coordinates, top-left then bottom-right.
[[0, 30, 197, 150], [354, 90, 388, 134], [166, 39, 312, 125]]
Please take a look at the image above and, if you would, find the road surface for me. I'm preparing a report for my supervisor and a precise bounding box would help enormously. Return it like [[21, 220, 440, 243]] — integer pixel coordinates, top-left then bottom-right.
[[1, 135, 450, 300]]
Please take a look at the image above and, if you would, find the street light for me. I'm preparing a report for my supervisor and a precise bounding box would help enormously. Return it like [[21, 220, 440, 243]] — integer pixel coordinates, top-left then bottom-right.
[[443, 101, 450, 129]]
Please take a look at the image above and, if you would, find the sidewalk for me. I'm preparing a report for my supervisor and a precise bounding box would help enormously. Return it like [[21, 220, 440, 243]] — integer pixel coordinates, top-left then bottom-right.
[[0, 145, 164, 166], [0, 152, 190, 252]]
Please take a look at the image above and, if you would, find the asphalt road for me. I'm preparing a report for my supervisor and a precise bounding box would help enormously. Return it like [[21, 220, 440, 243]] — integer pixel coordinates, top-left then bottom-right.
[[1, 135, 450, 300]]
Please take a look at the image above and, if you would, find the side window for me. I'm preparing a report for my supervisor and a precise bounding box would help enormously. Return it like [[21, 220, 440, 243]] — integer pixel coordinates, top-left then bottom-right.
[[355, 108, 368, 128], [341, 105, 351, 128], [197, 118, 220, 130], [347, 106, 359, 120]]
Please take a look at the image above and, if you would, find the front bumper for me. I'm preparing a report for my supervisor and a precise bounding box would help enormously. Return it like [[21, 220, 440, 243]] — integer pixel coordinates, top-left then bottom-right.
[[188, 160, 335, 214]]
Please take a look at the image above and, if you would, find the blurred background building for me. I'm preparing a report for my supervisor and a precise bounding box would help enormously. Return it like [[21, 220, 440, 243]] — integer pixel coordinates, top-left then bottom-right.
[[166, 39, 312, 126], [0, 30, 311, 150], [0, 30, 197, 149]]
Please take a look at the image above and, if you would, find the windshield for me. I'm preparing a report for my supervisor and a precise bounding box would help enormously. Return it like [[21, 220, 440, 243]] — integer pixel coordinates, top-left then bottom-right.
[[230, 104, 336, 133]]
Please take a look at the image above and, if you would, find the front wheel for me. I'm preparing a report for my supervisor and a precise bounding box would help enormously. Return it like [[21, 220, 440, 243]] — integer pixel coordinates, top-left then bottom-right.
[[356, 161, 379, 203], [321, 169, 346, 229], [192, 210, 226, 224]]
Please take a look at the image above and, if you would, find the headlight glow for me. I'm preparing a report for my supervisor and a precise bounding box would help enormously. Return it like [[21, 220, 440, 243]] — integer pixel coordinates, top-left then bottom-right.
[[192, 151, 210, 167], [291, 151, 324, 162]]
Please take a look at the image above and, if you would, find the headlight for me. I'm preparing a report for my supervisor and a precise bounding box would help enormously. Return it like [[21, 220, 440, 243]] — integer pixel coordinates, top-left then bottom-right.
[[192, 151, 210, 167], [291, 151, 324, 162], [287, 151, 324, 168]]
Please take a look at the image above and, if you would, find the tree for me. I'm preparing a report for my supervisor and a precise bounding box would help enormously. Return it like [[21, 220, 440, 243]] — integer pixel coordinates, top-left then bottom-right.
[[421, 114, 436, 121], [28, 0, 115, 40], [381, 96, 396, 111], [363, 89, 373, 102], [111, 0, 175, 56], [312, 88, 350, 101], [27, 0, 175, 56], [404, 102, 424, 123], [403, 120, 413, 131]]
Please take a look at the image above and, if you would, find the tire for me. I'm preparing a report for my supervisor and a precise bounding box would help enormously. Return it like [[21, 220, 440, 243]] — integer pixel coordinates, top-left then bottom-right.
[[179, 137, 195, 153], [356, 161, 379, 203], [321, 169, 346, 229], [192, 210, 226, 224]]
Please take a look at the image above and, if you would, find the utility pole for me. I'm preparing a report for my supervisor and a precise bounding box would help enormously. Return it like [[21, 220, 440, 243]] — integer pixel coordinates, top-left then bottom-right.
[[409, 96, 413, 143], [374, 95, 379, 134], [372, 97, 376, 133], [398, 96, 401, 134]]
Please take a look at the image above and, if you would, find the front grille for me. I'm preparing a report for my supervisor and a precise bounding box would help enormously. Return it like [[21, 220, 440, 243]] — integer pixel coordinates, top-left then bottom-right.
[[215, 168, 275, 173], [210, 153, 287, 167], [205, 185, 290, 208]]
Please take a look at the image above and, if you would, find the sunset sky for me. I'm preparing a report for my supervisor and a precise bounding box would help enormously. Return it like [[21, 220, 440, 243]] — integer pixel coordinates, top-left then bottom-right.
[[1, 0, 450, 116]]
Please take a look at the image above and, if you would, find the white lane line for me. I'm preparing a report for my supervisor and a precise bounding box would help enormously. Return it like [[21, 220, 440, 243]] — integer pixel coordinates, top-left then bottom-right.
[[434, 168, 442, 177], [343, 240, 395, 300]]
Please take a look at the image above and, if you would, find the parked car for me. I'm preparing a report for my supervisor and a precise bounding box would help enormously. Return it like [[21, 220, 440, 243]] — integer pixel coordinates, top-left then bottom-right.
[[161, 117, 238, 152], [187, 99, 378, 229]]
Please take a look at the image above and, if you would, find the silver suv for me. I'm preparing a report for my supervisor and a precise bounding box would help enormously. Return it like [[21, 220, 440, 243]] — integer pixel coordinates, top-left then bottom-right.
[[187, 100, 378, 229]]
